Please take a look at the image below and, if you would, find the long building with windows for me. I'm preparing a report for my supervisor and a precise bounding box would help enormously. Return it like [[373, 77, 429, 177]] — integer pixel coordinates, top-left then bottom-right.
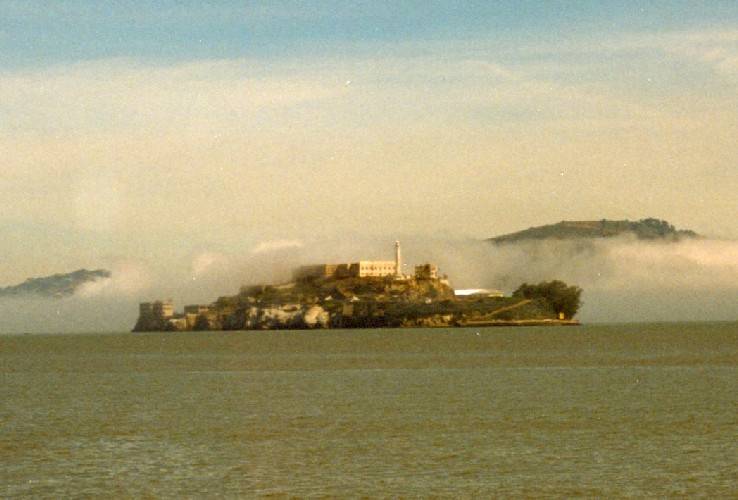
[[294, 261, 399, 280], [294, 241, 415, 280]]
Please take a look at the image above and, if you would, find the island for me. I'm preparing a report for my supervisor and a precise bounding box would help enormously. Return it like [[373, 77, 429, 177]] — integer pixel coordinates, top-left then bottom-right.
[[488, 218, 698, 244], [0, 269, 111, 299], [133, 242, 581, 332]]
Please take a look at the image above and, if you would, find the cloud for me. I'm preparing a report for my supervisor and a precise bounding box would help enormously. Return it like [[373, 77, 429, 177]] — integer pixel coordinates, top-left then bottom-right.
[[546, 28, 738, 81], [694, 47, 738, 77], [643, 30, 738, 80], [2, 234, 737, 333], [0, 258, 153, 334], [251, 239, 304, 255], [72, 170, 125, 233], [1, 31, 737, 295], [76, 260, 151, 298], [1, 1, 248, 25], [515, 28, 738, 56], [191, 252, 228, 278], [469, 237, 738, 321], [0, 48, 685, 140], [0, 58, 351, 135], [602, 238, 738, 289], [501, 237, 738, 292]]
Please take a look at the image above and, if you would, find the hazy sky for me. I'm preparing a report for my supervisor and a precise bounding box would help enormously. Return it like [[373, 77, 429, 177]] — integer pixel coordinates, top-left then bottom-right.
[[2, 1, 737, 286]]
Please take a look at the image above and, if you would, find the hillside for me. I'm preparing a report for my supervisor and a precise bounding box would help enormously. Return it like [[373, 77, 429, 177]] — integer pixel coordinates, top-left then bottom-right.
[[488, 218, 698, 244], [0, 269, 111, 299]]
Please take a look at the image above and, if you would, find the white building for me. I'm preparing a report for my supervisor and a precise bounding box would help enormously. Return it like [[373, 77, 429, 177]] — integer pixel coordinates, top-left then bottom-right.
[[294, 241, 409, 280], [454, 288, 504, 298]]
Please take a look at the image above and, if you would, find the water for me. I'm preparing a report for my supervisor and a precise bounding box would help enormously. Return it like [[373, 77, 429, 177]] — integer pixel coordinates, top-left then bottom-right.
[[2, 323, 737, 497]]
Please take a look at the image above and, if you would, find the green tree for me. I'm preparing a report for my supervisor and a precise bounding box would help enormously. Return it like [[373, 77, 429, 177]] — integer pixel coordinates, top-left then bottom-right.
[[193, 314, 212, 331], [513, 280, 583, 318], [634, 218, 676, 238]]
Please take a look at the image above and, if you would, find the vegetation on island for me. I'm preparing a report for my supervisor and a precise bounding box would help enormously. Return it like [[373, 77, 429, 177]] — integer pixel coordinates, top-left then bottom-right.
[[133, 274, 583, 332], [513, 280, 583, 319], [489, 218, 698, 244]]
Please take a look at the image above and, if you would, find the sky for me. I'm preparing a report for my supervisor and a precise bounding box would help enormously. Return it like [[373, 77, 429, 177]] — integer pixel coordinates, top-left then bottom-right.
[[1, 1, 738, 299]]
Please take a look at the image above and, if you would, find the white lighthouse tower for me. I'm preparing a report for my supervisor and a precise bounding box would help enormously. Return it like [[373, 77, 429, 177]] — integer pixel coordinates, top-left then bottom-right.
[[394, 240, 402, 278]]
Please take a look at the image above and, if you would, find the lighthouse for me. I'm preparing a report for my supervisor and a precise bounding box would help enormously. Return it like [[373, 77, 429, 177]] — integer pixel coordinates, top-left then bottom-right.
[[394, 240, 402, 278]]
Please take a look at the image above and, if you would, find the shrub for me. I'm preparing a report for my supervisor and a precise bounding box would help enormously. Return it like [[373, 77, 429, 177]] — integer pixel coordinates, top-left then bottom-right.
[[513, 280, 583, 318]]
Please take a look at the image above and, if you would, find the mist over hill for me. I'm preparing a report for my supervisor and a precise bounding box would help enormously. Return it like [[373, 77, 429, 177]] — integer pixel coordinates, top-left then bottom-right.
[[476, 219, 735, 322], [488, 218, 699, 244], [0, 269, 111, 299], [0, 219, 736, 333]]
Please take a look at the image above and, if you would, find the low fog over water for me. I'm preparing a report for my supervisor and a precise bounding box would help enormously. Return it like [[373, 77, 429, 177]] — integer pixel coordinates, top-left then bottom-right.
[[1, 235, 737, 333]]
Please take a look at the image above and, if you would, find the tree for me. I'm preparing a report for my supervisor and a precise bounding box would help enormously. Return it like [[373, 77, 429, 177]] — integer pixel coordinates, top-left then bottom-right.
[[193, 314, 212, 331], [634, 218, 676, 239], [513, 280, 583, 318]]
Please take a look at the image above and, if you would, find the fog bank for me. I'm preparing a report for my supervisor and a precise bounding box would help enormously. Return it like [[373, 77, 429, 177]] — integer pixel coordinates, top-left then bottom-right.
[[1, 235, 736, 333]]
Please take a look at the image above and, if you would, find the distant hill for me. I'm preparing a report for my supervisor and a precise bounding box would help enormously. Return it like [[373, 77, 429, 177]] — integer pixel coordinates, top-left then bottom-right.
[[489, 218, 699, 244], [0, 269, 111, 299]]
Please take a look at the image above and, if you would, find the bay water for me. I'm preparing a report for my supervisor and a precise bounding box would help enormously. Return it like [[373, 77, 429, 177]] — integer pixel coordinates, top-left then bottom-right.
[[2, 323, 737, 497]]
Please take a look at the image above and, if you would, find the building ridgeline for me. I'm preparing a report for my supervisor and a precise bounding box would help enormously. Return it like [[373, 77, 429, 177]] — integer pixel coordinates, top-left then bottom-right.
[[139, 299, 174, 319], [136, 241, 445, 332], [293, 241, 437, 281]]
